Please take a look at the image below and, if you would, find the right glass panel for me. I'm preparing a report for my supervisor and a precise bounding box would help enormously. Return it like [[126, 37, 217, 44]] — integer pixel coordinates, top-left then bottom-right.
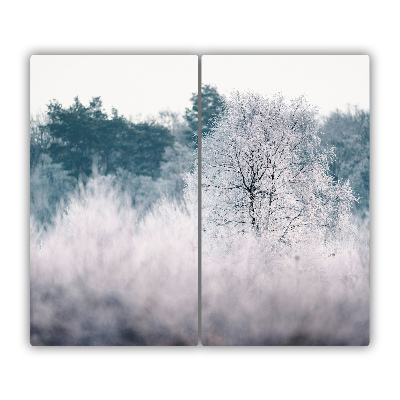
[[201, 55, 370, 345]]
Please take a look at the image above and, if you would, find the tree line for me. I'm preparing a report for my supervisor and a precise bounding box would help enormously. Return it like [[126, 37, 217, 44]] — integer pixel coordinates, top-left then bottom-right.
[[30, 96, 196, 179], [30, 94, 200, 226], [30, 85, 369, 229]]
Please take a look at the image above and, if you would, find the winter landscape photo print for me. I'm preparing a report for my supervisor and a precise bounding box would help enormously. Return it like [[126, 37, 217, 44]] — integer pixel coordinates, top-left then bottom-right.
[[30, 55, 198, 345], [201, 55, 370, 346]]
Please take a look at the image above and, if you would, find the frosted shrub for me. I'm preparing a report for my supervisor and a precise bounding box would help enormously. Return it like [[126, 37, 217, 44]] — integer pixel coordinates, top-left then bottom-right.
[[202, 224, 369, 346], [30, 176, 197, 345]]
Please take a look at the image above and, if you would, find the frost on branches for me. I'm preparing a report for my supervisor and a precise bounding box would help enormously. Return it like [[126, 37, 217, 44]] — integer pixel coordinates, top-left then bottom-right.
[[202, 92, 356, 249]]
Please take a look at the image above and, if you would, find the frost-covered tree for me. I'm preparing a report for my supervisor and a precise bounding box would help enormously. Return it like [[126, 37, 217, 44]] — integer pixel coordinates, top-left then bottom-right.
[[202, 92, 356, 247], [158, 109, 195, 148], [320, 106, 370, 216], [30, 154, 76, 226], [30, 113, 51, 170]]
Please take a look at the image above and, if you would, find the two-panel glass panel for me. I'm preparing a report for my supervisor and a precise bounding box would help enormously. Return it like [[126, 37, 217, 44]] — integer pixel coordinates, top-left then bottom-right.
[[30, 55, 369, 346]]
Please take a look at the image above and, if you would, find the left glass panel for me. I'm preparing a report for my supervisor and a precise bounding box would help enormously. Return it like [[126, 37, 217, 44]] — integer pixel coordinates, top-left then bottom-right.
[[30, 55, 198, 345]]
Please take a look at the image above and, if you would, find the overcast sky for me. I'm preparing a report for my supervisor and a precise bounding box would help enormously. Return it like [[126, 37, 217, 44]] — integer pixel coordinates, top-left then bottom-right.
[[203, 55, 369, 115], [31, 55, 369, 120], [30, 55, 198, 119]]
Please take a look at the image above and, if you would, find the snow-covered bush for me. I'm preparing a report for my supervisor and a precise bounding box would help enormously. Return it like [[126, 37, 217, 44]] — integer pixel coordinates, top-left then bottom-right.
[[202, 226, 369, 345], [30, 176, 198, 345]]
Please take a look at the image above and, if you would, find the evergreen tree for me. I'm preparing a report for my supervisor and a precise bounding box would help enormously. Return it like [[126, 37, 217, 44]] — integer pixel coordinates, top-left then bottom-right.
[[45, 97, 174, 179], [185, 84, 224, 139]]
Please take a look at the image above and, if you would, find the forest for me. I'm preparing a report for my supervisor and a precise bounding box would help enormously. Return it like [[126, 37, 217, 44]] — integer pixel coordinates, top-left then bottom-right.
[[30, 85, 369, 345]]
